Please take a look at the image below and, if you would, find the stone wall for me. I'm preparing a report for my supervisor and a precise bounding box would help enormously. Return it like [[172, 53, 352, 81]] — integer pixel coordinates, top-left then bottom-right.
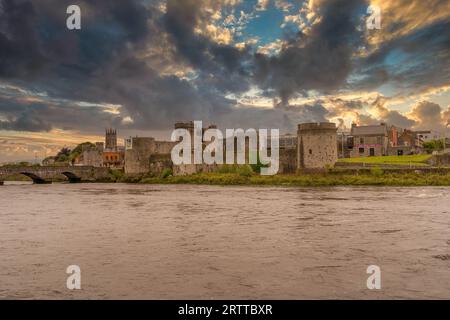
[[428, 153, 450, 166], [148, 154, 173, 176], [173, 164, 219, 176], [279, 148, 297, 174], [77, 150, 103, 167], [124, 137, 176, 175], [349, 135, 387, 158], [0, 166, 110, 182], [387, 145, 413, 156], [297, 123, 337, 169]]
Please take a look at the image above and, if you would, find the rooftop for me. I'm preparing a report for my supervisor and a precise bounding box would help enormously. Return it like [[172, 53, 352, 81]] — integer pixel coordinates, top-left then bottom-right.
[[351, 124, 387, 136]]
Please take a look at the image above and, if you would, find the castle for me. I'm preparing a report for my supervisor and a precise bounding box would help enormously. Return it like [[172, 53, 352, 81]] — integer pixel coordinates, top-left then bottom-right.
[[102, 128, 124, 167], [73, 129, 124, 168], [123, 121, 338, 176], [297, 123, 338, 169]]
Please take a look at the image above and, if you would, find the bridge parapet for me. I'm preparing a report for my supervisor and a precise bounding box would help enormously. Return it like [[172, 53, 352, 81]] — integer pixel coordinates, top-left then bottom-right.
[[0, 166, 111, 183]]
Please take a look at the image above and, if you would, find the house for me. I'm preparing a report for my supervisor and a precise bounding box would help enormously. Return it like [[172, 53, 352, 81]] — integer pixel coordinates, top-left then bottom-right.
[[415, 130, 442, 142], [349, 123, 389, 157], [398, 129, 424, 154]]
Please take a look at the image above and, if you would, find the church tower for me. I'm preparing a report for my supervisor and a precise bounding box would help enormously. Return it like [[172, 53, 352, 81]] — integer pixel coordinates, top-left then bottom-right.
[[105, 128, 117, 151]]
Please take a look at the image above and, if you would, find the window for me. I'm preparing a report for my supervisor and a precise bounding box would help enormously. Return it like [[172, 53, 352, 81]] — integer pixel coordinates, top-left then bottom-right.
[[309, 149, 312, 155], [347, 136, 354, 149], [359, 147, 364, 154], [359, 137, 364, 144]]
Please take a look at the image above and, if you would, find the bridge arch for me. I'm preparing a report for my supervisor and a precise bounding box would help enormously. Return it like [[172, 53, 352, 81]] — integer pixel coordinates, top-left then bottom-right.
[[20, 172, 51, 184], [61, 171, 82, 183]]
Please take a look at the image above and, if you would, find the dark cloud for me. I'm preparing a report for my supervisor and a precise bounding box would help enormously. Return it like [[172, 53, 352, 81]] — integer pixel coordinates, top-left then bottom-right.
[[163, 0, 252, 94], [0, 110, 52, 132], [0, 95, 123, 134], [356, 18, 450, 94], [0, 0, 448, 138], [254, 0, 368, 106], [326, 97, 366, 118]]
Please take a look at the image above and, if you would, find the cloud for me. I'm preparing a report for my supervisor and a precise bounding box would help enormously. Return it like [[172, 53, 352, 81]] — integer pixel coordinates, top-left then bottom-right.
[[274, 0, 293, 12], [357, 18, 450, 95], [0, 0, 448, 149], [368, 0, 450, 46], [254, 0, 368, 105], [0, 110, 52, 132], [409, 101, 447, 130], [370, 96, 416, 128], [255, 0, 270, 11]]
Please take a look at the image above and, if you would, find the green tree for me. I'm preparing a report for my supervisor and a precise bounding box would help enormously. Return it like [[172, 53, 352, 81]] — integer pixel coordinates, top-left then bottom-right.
[[69, 142, 96, 162], [423, 140, 444, 154], [55, 147, 71, 162]]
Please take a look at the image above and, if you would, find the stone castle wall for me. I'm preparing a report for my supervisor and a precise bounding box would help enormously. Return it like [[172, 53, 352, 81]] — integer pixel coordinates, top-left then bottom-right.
[[297, 123, 337, 169], [172, 164, 219, 176], [125, 122, 339, 176], [124, 137, 176, 175], [279, 148, 297, 174]]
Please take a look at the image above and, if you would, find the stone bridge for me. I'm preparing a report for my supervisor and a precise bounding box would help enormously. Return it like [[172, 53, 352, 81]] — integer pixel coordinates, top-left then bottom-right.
[[0, 166, 111, 184]]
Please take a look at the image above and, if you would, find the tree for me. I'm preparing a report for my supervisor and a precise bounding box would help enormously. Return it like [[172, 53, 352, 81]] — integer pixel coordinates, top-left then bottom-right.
[[55, 147, 72, 162], [423, 140, 444, 154], [69, 142, 96, 162]]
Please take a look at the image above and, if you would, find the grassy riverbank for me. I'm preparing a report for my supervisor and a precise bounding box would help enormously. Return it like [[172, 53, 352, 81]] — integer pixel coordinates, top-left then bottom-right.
[[138, 171, 450, 187], [337, 154, 432, 166]]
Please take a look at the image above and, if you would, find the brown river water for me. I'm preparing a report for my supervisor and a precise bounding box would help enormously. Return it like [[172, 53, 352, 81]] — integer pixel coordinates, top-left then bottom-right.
[[0, 182, 449, 299]]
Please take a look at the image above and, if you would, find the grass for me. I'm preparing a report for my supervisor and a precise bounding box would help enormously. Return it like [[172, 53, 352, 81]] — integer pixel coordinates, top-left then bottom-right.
[[338, 154, 432, 166], [139, 171, 450, 187]]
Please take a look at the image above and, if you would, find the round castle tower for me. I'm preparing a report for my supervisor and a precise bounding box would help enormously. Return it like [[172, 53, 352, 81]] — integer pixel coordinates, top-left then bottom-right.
[[297, 122, 337, 169]]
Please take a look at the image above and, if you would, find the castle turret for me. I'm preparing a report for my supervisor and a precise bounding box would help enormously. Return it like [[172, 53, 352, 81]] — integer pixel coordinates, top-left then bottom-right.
[[297, 122, 337, 169], [105, 128, 117, 151]]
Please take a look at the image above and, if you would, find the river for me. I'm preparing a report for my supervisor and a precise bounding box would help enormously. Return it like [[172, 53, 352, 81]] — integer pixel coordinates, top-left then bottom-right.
[[0, 182, 449, 299]]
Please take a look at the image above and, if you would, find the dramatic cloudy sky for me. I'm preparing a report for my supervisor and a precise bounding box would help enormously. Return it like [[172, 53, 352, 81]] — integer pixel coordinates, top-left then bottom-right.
[[0, 0, 449, 162]]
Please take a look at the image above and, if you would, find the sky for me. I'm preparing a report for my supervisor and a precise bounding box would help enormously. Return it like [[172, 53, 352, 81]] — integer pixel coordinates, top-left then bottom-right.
[[0, 0, 449, 162]]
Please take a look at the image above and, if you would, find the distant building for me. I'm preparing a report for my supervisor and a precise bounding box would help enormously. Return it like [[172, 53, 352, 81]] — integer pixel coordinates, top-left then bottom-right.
[[388, 126, 399, 147], [349, 123, 388, 157], [102, 128, 124, 168], [123, 121, 340, 176], [42, 156, 56, 166], [297, 122, 337, 169], [415, 130, 442, 142], [102, 150, 123, 167], [337, 131, 352, 159], [74, 144, 103, 167], [398, 129, 424, 154], [105, 128, 117, 151], [124, 137, 175, 175], [95, 142, 104, 153]]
